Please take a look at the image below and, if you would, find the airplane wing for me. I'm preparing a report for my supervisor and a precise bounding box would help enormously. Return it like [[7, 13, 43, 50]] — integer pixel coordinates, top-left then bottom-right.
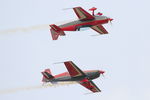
[[73, 7, 95, 21], [64, 61, 85, 77], [91, 24, 108, 34], [79, 78, 101, 93]]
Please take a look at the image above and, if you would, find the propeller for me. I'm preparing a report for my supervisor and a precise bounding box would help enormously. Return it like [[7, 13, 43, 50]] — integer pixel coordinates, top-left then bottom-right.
[[102, 73, 105, 77], [109, 18, 113, 24], [99, 70, 105, 77], [107, 17, 113, 26]]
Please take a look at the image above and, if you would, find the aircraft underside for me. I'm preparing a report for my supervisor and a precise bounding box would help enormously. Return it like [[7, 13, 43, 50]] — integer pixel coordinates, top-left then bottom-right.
[[51, 71, 100, 82]]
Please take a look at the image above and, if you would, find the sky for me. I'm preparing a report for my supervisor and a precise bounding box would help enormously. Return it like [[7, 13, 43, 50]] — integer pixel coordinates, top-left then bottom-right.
[[0, 0, 150, 100]]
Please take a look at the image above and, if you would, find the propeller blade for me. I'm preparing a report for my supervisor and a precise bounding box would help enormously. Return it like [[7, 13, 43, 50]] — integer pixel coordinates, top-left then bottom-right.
[[108, 18, 113, 26], [102, 74, 105, 77]]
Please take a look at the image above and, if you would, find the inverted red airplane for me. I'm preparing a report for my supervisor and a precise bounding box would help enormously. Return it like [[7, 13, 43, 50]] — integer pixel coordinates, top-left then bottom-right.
[[49, 7, 113, 40], [41, 61, 105, 93]]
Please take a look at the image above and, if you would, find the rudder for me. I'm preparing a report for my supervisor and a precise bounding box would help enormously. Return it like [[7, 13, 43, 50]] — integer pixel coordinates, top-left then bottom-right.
[[41, 69, 54, 82], [49, 24, 65, 40]]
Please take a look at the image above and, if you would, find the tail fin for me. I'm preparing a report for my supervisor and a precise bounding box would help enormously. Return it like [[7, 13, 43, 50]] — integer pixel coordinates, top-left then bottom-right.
[[49, 24, 65, 40], [41, 69, 54, 82]]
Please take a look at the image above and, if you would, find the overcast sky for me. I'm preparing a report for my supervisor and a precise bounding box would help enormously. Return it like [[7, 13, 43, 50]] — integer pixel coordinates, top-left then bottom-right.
[[0, 0, 150, 100]]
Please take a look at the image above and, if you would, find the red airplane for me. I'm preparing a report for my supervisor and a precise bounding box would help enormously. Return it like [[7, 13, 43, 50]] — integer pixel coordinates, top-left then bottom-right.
[[49, 7, 113, 40], [41, 61, 105, 93]]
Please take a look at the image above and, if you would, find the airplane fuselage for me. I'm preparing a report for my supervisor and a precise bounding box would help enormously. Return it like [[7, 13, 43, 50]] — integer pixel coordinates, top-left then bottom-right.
[[41, 60, 105, 92], [49, 70, 100, 83], [59, 16, 109, 31]]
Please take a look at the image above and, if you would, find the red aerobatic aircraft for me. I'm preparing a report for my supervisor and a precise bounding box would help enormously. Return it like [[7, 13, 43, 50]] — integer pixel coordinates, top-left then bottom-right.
[[41, 61, 105, 93], [49, 7, 113, 40]]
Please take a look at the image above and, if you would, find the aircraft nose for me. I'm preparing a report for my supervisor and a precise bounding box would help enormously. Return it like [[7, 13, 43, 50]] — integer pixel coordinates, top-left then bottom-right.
[[99, 70, 105, 74], [109, 18, 113, 21]]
